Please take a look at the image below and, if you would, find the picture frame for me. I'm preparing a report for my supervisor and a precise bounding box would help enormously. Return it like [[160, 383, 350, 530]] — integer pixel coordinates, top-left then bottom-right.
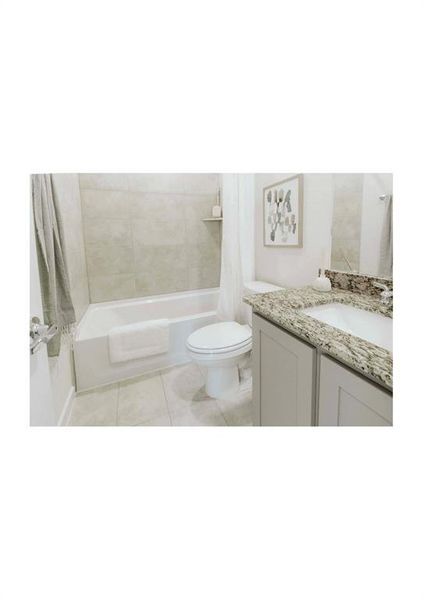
[[263, 174, 303, 247]]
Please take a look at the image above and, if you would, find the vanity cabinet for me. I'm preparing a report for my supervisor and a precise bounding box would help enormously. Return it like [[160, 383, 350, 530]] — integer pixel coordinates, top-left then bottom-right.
[[318, 356, 392, 426], [252, 314, 315, 426], [252, 313, 392, 427]]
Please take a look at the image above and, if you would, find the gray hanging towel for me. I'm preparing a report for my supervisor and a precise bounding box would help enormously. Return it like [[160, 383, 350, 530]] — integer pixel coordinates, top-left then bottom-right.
[[32, 174, 75, 356], [379, 195, 393, 278]]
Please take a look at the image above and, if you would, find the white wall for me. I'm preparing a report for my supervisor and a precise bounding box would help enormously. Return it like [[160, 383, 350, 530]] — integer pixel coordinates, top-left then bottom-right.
[[30, 202, 56, 426], [255, 173, 333, 288], [48, 174, 90, 419], [359, 173, 393, 276]]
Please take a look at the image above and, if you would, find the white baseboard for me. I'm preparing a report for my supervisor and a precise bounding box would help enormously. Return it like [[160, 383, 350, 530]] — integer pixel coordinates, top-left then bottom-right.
[[57, 386, 75, 426]]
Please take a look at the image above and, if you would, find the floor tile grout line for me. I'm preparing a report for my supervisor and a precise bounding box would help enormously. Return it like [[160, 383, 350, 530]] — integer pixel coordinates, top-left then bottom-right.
[[73, 362, 248, 427], [117, 372, 170, 427], [159, 370, 174, 426], [219, 405, 229, 426], [116, 381, 121, 426], [160, 362, 217, 426]]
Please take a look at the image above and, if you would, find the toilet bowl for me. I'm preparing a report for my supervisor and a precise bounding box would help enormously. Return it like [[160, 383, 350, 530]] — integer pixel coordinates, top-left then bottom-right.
[[186, 321, 252, 399], [186, 281, 283, 400]]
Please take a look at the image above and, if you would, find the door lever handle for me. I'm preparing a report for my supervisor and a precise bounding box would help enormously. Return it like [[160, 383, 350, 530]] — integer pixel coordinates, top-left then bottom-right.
[[30, 317, 58, 354]]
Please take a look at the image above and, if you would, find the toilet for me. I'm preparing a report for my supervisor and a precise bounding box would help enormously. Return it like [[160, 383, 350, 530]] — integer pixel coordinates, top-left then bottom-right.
[[186, 281, 283, 399]]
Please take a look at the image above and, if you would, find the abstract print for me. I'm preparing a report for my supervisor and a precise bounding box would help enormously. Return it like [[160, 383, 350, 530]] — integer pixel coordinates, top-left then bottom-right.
[[263, 175, 303, 247]]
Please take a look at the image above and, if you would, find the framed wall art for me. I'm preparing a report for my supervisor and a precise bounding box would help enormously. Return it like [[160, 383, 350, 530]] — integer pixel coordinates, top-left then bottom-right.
[[263, 174, 303, 247]]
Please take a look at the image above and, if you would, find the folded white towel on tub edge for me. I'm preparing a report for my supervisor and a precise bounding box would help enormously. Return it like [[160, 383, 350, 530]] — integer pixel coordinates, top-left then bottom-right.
[[108, 319, 170, 363]]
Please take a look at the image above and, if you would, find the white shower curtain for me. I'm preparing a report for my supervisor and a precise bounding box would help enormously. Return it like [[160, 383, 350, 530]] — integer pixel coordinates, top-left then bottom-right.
[[217, 174, 255, 324]]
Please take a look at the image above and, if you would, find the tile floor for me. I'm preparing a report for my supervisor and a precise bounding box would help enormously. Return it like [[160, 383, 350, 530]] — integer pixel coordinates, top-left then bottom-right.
[[67, 362, 253, 426]]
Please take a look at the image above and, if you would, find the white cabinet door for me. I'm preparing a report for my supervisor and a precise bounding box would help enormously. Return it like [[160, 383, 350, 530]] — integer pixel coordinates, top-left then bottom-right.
[[318, 356, 392, 426], [252, 314, 315, 426]]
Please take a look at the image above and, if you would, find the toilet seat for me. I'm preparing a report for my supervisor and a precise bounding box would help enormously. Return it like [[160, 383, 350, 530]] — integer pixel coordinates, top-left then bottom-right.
[[186, 321, 252, 355], [186, 321, 252, 399], [186, 282, 281, 400]]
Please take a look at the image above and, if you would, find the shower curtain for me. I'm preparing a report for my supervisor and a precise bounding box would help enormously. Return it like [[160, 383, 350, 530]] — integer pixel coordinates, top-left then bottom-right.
[[32, 174, 75, 356], [379, 195, 393, 278], [217, 174, 255, 323]]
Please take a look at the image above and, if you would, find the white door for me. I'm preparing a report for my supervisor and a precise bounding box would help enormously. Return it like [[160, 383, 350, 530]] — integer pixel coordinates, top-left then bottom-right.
[[30, 204, 55, 426]]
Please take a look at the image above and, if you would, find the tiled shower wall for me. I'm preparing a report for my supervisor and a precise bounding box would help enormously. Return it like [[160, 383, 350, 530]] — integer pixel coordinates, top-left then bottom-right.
[[330, 174, 363, 272], [79, 174, 221, 302]]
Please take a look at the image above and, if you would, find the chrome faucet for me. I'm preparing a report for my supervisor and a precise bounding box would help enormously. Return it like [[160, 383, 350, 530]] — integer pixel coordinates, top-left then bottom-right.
[[372, 281, 393, 305]]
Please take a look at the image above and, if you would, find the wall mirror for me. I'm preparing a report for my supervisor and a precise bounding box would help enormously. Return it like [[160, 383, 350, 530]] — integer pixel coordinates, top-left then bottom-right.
[[330, 173, 393, 278]]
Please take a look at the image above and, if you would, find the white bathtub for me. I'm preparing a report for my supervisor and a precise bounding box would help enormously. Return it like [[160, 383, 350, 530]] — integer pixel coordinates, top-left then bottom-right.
[[74, 288, 219, 391]]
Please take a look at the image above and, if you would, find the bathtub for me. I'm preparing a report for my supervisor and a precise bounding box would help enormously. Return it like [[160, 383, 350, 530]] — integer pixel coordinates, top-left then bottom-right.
[[74, 288, 219, 391]]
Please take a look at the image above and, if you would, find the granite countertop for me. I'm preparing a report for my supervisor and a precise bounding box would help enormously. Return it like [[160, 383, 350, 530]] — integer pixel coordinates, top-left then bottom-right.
[[243, 287, 393, 390]]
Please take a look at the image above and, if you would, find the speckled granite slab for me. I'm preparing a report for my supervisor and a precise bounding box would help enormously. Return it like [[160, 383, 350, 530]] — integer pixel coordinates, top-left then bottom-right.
[[244, 287, 393, 390], [325, 269, 393, 297]]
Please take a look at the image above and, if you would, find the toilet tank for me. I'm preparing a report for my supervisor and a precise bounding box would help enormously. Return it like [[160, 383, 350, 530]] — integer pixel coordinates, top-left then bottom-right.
[[243, 280, 284, 326]]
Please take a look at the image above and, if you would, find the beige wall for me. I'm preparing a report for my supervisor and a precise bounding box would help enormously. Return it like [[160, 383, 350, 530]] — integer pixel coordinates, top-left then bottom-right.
[[255, 174, 334, 288], [330, 174, 363, 272], [359, 173, 393, 276], [79, 174, 221, 302], [256, 173, 392, 287]]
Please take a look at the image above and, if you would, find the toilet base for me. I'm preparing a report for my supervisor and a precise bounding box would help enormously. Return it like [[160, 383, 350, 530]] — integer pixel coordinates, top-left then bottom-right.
[[205, 365, 240, 400]]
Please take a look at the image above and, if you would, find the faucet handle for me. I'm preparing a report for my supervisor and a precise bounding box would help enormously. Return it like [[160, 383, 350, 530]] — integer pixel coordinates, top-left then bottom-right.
[[372, 281, 393, 305], [381, 289, 393, 299], [372, 281, 389, 292]]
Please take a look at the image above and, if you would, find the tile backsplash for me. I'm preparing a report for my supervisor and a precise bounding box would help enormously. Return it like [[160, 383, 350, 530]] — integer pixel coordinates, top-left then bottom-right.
[[79, 174, 221, 302]]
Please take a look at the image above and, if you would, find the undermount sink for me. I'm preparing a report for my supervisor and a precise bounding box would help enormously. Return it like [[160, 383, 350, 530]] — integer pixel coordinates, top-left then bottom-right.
[[301, 303, 392, 352]]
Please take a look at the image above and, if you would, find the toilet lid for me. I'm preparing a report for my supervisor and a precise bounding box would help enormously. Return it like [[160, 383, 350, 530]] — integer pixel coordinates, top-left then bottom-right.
[[187, 321, 251, 353]]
